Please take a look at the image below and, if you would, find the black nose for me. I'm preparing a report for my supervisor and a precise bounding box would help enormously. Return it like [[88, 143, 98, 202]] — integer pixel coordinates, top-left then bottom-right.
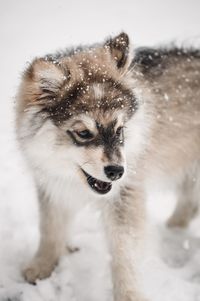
[[104, 165, 124, 181]]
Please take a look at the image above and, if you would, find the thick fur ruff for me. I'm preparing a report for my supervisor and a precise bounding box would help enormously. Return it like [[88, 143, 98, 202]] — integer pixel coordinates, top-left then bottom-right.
[[16, 33, 200, 301]]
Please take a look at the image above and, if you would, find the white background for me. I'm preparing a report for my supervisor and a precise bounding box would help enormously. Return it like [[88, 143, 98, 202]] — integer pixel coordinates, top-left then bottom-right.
[[1, 1, 200, 300]]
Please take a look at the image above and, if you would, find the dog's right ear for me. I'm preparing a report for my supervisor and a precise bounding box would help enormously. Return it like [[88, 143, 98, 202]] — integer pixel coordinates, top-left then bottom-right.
[[22, 58, 68, 106]]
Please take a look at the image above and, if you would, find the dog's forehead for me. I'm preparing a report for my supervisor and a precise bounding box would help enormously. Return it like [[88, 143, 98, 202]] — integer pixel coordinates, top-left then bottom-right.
[[64, 75, 135, 111], [64, 47, 114, 83], [44, 78, 135, 125], [43, 51, 137, 124], [92, 83, 105, 100], [70, 109, 125, 130]]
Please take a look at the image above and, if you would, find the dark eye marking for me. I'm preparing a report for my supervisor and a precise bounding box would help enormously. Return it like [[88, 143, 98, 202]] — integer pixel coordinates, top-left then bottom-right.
[[76, 130, 94, 140], [66, 130, 94, 146], [116, 126, 123, 137], [66, 123, 124, 147]]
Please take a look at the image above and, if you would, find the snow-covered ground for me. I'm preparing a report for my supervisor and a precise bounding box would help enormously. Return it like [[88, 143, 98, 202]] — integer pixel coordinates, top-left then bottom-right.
[[1, 1, 200, 300]]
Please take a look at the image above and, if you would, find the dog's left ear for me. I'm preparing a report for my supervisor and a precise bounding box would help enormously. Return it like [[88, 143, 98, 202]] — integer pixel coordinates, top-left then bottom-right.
[[105, 32, 131, 70]]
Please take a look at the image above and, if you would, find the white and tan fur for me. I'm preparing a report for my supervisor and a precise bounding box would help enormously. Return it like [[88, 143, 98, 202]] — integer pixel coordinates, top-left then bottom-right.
[[16, 33, 200, 301]]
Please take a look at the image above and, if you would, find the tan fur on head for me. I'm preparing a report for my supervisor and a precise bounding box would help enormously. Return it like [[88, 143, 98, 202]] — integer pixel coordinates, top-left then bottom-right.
[[17, 33, 133, 115], [23, 59, 66, 101]]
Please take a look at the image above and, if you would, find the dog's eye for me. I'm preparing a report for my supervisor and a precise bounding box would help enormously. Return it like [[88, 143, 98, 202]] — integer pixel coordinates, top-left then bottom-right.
[[116, 126, 123, 137], [76, 130, 94, 139]]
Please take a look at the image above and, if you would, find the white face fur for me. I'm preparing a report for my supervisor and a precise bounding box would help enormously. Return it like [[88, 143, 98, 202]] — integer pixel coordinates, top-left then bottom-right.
[[20, 108, 126, 193], [18, 96, 149, 199]]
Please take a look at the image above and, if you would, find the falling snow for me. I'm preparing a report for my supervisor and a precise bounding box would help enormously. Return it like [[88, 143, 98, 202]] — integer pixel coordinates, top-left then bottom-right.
[[1, 0, 200, 300]]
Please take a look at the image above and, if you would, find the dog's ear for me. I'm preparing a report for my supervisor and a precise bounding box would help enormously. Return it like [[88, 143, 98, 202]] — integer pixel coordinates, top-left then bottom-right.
[[105, 32, 131, 70], [23, 58, 68, 106]]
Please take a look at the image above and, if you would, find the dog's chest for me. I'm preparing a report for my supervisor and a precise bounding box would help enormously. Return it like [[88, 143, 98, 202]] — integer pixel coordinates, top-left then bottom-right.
[[44, 174, 97, 215]]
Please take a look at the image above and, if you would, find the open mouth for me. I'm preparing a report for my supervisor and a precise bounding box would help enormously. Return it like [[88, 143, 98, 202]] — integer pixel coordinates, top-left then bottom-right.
[[81, 169, 112, 194]]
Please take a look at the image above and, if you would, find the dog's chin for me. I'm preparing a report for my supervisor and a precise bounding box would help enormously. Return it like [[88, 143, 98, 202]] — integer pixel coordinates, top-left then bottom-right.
[[81, 168, 112, 195]]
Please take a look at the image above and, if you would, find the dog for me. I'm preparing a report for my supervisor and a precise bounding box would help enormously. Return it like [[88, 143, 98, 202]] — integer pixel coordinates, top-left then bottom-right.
[[16, 32, 200, 301]]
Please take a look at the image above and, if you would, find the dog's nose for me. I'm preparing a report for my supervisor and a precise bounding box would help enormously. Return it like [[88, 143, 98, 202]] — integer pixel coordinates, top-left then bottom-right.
[[104, 165, 124, 181]]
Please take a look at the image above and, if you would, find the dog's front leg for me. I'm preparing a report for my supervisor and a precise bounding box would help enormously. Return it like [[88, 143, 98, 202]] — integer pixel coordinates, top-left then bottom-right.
[[23, 189, 67, 284], [103, 187, 147, 301]]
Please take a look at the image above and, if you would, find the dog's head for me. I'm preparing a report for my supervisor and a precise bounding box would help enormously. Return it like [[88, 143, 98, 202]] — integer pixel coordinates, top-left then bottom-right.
[[17, 33, 145, 196]]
